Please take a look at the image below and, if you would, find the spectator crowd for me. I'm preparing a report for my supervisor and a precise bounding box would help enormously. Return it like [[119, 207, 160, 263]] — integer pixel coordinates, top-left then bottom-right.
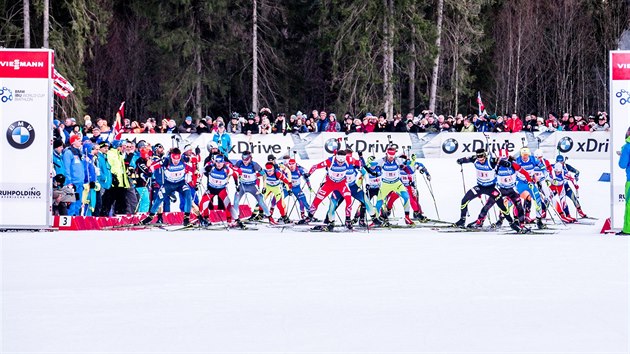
[[53, 109, 611, 144]]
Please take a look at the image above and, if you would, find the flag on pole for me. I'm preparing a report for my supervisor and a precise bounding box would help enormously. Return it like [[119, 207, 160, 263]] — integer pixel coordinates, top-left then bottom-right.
[[52, 69, 75, 99], [113, 101, 125, 140], [476, 91, 485, 116]]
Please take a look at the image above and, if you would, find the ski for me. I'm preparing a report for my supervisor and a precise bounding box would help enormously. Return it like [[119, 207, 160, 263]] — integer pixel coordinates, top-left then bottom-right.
[[291, 226, 365, 233], [437, 226, 500, 233], [502, 229, 558, 235]]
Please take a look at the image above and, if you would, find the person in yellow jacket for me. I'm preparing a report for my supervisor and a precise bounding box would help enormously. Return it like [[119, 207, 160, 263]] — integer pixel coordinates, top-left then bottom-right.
[[102, 140, 130, 215]]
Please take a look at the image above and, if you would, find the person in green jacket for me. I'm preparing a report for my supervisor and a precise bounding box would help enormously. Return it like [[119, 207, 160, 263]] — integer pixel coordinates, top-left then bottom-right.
[[617, 132, 630, 235], [103, 140, 130, 215]]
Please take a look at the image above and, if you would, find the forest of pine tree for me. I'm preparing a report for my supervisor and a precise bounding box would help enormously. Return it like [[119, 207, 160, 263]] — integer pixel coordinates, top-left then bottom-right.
[[2, 0, 628, 122]]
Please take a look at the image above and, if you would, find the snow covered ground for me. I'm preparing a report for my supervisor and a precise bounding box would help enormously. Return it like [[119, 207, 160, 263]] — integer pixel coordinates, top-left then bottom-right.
[[2, 158, 629, 353]]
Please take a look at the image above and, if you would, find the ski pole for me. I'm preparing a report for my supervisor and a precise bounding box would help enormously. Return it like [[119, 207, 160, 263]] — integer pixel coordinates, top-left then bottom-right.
[[422, 173, 440, 220], [460, 164, 470, 217]]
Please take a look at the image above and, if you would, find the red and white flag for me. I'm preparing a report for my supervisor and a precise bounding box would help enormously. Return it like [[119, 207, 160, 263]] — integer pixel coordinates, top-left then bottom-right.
[[52, 68, 75, 99], [113, 101, 125, 140], [476, 91, 485, 115]]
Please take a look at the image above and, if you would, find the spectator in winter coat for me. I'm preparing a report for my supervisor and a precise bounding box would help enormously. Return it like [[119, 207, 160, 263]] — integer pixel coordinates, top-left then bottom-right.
[[178, 116, 197, 133], [406, 120, 420, 133], [437, 115, 451, 132], [323, 114, 341, 132], [316, 111, 328, 132], [460, 118, 476, 132], [62, 135, 86, 216], [474, 115, 490, 132], [505, 114, 523, 133], [165, 119, 178, 134], [52, 139, 66, 177], [392, 114, 408, 132], [227, 115, 243, 134], [363, 113, 377, 132], [292, 118, 308, 134], [373, 116, 389, 132], [243, 115, 260, 135], [566, 116, 579, 131], [212, 123, 232, 156], [545, 113, 557, 131], [305, 118, 318, 132], [351, 118, 365, 133], [591, 115, 610, 132], [494, 116, 508, 132], [523, 114, 536, 132], [342, 116, 354, 134], [260, 118, 272, 134], [273, 113, 289, 134], [195, 118, 211, 134]]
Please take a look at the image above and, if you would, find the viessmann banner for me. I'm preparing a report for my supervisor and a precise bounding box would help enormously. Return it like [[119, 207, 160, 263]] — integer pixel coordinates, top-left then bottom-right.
[[124, 131, 610, 163], [0, 49, 53, 228], [610, 50, 630, 229]]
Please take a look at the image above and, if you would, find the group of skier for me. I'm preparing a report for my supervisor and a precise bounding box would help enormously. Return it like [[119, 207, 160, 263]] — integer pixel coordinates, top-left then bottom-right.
[[135, 138, 586, 232], [454, 146, 587, 233]]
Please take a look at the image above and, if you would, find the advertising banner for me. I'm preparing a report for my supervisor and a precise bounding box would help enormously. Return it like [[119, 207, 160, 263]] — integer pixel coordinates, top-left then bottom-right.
[[123, 131, 610, 163], [0, 49, 53, 228], [534, 131, 610, 160], [419, 132, 528, 158], [610, 50, 630, 229]]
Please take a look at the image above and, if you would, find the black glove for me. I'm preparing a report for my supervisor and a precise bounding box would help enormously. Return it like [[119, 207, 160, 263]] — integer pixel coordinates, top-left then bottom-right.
[[456, 158, 465, 165], [195, 146, 201, 155], [287, 189, 294, 196], [357, 151, 363, 157], [261, 187, 266, 194], [303, 172, 310, 179], [89, 181, 96, 189], [410, 181, 416, 188], [112, 174, 120, 187]]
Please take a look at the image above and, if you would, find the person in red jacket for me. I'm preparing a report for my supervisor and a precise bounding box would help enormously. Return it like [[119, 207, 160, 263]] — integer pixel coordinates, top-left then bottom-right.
[[505, 113, 523, 133]]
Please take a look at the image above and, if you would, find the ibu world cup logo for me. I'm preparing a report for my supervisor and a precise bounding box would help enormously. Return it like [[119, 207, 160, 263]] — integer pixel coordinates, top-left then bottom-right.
[[557, 136, 573, 153], [442, 138, 458, 154], [616, 89, 630, 105], [6, 121, 35, 149], [0, 87, 13, 103]]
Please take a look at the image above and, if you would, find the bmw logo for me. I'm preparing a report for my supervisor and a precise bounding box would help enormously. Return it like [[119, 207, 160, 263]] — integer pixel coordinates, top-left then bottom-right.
[[442, 138, 458, 154], [324, 138, 341, 153], [6, 121, 35, 149], [557, 136, 573, 153]]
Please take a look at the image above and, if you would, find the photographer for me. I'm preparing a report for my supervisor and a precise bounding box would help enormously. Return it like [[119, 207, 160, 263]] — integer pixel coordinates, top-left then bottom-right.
[[52, 174, 75, 216]]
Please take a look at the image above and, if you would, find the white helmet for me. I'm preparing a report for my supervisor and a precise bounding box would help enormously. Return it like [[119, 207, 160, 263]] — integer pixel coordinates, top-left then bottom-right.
[[206, 141, 219, 152], [534, 149, 544, 158]]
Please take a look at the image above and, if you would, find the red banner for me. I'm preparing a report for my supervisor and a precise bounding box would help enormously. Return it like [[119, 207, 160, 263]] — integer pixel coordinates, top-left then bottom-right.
[[0, 50, 50, 78], [612, 52, 630, 80]]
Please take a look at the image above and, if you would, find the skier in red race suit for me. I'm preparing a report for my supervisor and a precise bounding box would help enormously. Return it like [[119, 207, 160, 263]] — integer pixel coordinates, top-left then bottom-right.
[[298, 150, 356, 229]]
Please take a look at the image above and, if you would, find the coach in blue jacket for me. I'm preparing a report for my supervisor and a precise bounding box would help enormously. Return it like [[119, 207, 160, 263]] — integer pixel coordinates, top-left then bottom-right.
[[617, 133, 630, 235]]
